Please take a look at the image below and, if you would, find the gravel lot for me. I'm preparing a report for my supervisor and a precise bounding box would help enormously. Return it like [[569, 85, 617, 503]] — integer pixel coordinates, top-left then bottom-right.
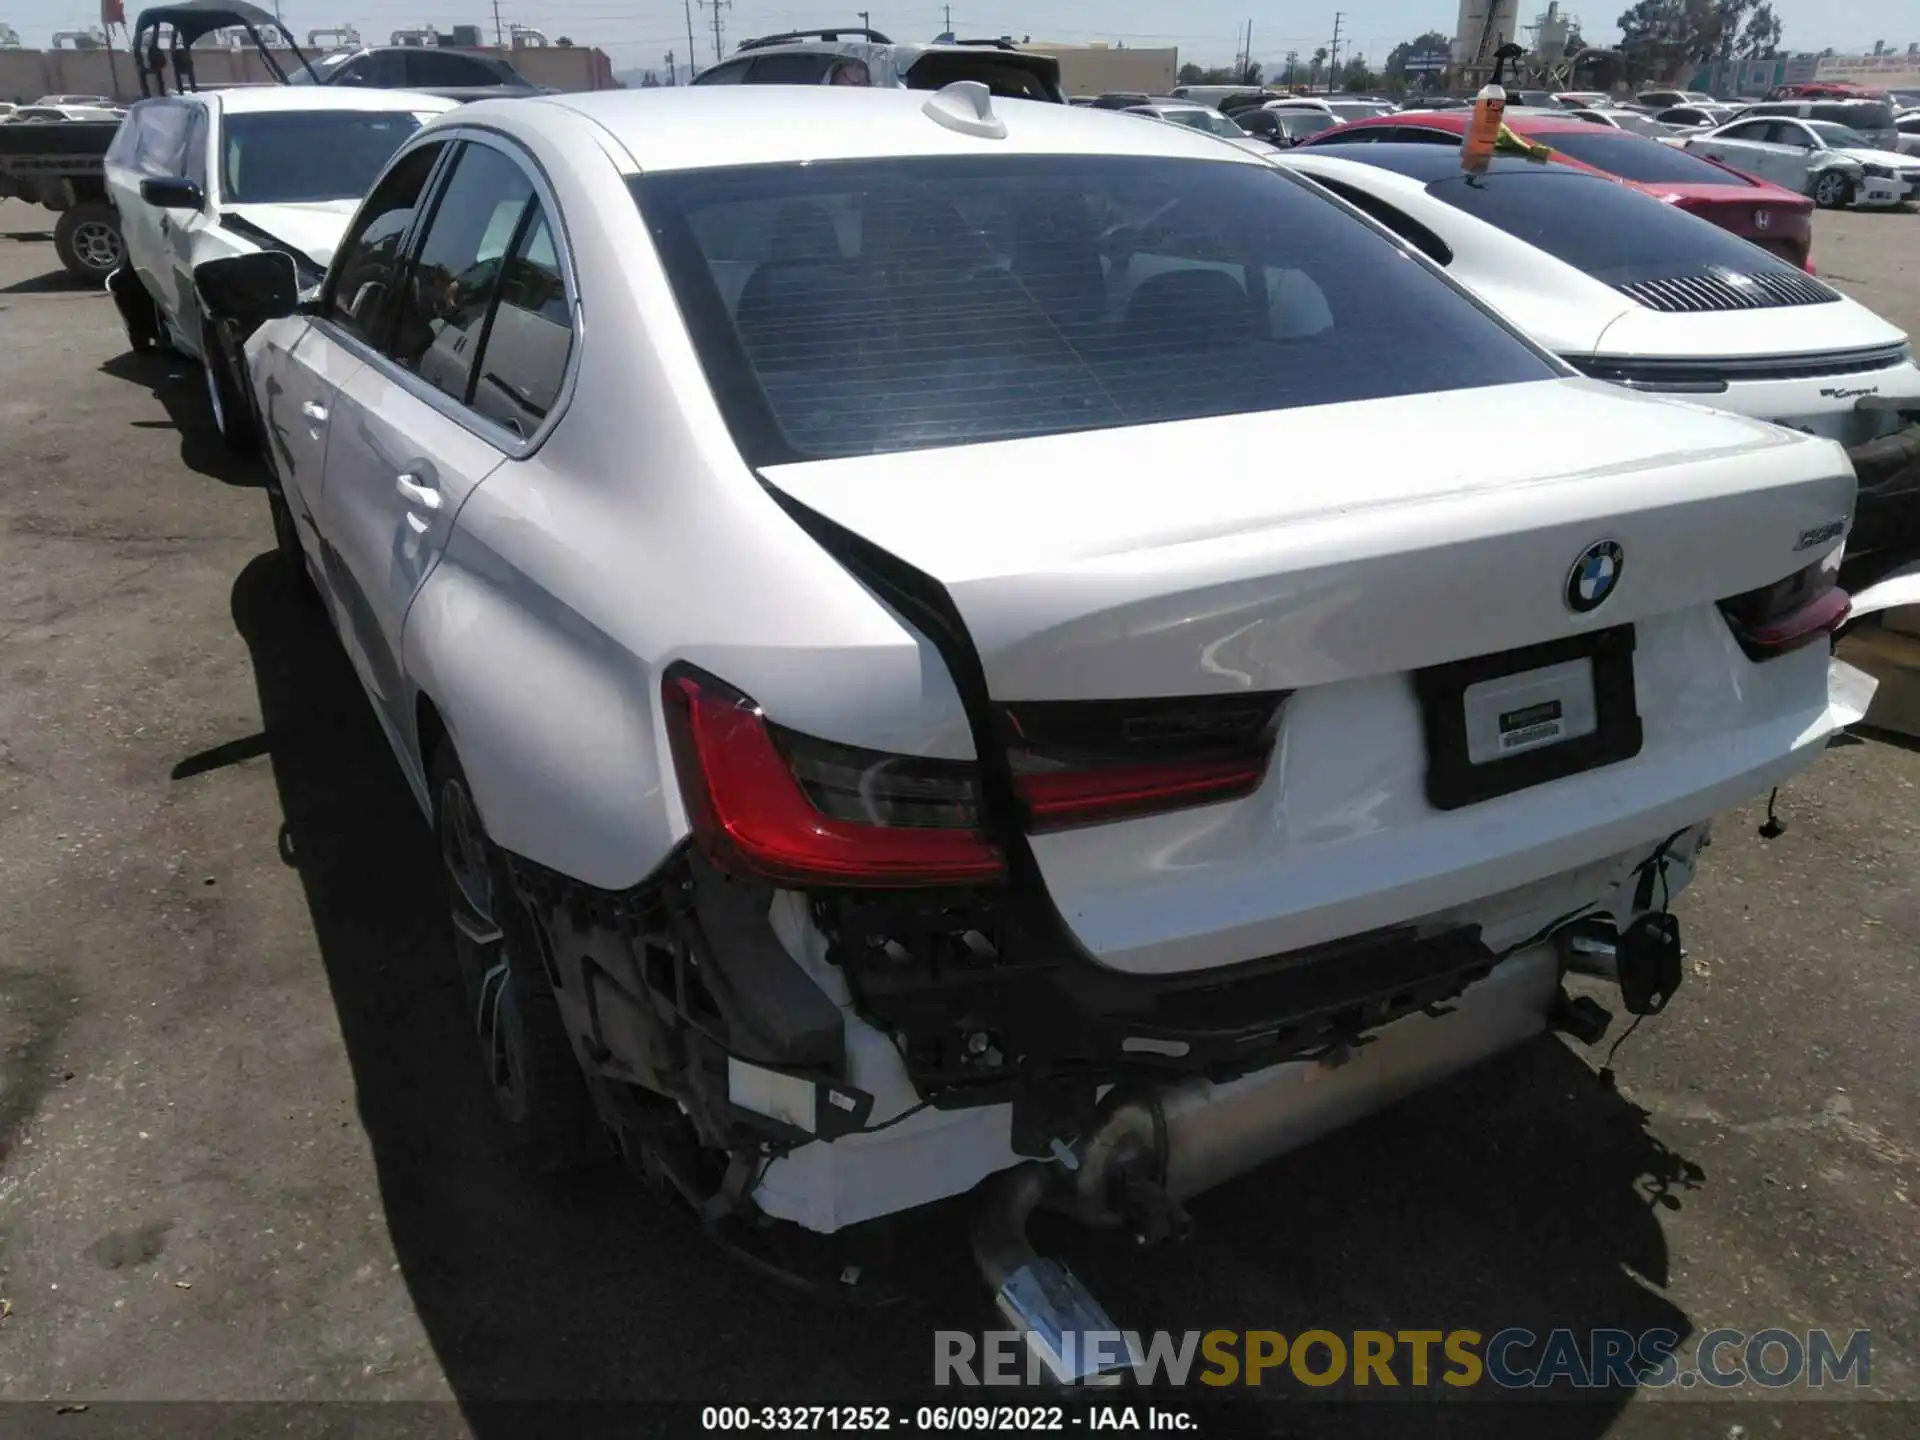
[[0, 196, 1915, 1436]]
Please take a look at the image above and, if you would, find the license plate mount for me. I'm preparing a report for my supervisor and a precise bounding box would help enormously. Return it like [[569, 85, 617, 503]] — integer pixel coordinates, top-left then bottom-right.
[[1415, 625, 1642, 811]]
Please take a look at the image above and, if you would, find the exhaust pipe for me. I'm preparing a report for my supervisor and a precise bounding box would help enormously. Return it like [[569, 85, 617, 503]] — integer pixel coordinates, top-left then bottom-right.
[[1066, 943, 1562, 1220], [967, 945, 1561, 1371], [971, 1164, 1121, 1384]]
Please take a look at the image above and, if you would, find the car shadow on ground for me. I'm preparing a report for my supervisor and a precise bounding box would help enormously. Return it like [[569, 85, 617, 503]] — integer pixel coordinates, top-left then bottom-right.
[[206, 549, 1700, 1437], [0, 267, 92, 295], [98, 350, 265, 490]]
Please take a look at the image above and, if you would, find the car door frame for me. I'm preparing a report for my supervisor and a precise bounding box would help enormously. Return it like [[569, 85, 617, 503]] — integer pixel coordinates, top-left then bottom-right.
[[312, 125, 585, 462], [303, 123, 586, 777]]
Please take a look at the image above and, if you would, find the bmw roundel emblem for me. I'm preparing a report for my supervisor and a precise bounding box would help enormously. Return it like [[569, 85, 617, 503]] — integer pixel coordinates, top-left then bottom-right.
[[1566, 540, 1624, 613]]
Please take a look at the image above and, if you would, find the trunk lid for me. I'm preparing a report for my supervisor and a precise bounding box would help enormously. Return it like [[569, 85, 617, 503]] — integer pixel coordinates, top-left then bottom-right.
[[763, 377, 1857, 973], [1665, 185, 1812, 266], [764, 378, 1846, 701]]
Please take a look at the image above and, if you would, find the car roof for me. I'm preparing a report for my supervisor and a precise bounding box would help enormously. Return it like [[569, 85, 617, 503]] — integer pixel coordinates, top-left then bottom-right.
[[201, 85, 460, 115], [1356, 109, 1605, 134], [515, 86, 1271, 172], [1289, 143, 1586, 186]]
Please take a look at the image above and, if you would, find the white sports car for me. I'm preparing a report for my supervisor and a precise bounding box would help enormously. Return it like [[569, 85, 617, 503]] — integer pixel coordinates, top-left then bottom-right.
[[1277, 145, 1920, 575], [103, 85, 456, 451], [198, 84, 1868, 1356]]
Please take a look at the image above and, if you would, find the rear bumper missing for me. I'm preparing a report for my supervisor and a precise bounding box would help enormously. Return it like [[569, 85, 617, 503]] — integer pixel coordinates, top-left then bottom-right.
[[752, 941, 1565, 1234]]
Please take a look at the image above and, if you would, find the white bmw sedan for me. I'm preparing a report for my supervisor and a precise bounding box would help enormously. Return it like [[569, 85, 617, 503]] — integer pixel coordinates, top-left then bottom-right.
[[199, 83, 1866, 1344]]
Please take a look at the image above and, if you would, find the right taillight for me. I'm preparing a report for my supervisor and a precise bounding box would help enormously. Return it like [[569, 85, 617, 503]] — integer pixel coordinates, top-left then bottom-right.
[[1718, 559, 1850, 660]]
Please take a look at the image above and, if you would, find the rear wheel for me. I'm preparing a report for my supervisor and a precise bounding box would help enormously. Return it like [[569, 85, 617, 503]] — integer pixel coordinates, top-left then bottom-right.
[[1812, 171, 1852, 208], [53, 201, 124, 280], [431, 744, 603, 1171]]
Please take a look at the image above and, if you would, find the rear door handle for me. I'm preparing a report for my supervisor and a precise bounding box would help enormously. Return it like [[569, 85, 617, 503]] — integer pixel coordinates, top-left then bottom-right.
[[300, 400, 328, 423], [395, 472, 441, 510]]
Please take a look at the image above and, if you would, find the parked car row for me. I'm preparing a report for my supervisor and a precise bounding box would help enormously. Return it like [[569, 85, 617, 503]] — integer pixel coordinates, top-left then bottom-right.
[[103, 73, 1912, 1364]]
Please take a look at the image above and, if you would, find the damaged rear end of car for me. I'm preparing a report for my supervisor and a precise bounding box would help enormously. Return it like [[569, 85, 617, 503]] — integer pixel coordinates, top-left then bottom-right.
[[418, 119, 1872, 1355]]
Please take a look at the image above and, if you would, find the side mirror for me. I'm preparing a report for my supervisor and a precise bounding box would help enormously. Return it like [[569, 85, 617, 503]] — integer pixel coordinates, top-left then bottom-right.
[[194, 250, 301, 327], [139, 176, 203, 210]]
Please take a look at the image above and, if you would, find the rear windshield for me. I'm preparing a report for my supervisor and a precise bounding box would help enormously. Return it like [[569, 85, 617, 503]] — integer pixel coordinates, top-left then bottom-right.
[[1425, 169, 1788, 285], [904, 54, 1059, 101], [1809, 102, 1893, 129], [634, 155, 1551, 462], [220, 110, 424, 204], [1540, 129, 1756, 185], [1159, 108, 1246, 139]]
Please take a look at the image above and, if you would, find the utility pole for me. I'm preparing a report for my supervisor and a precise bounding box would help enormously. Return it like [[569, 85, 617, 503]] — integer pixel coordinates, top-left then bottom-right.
[[685, 0, 699, 72], [1284, 48, 1298, 87], [666, 49, 676, 84], [857, 10, 870, 30], [699, 0, 730, 63], [1242, 19, 1254, 82], [1328, 11, 1342, 93], [491, 0, 504, 48], [943, 4, 952, 33]]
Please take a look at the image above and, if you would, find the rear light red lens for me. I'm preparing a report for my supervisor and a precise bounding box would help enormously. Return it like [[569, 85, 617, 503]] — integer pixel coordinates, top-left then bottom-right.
[[661, 666, 1004, 887], [1002, 694, 1284, 833], [1719, 561, 1850, 659], [1016, 756, 1270, 832]]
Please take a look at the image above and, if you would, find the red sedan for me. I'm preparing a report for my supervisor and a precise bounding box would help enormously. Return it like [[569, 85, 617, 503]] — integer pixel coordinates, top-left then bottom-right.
[[1296, 110, 1816, 270]]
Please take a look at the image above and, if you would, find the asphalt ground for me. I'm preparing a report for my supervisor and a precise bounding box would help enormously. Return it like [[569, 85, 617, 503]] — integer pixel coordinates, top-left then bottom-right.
[[0, 196, 1916, 1439]]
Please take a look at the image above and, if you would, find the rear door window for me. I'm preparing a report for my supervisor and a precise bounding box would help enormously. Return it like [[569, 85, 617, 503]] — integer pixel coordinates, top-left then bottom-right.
[[469, 209, 574, 435], [634, 154, 1551, 463]]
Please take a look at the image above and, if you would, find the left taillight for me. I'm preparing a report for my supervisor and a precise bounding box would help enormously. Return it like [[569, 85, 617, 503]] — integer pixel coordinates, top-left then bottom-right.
[[661, 664, 1005, 888], [1718, 558, 1850, 660]]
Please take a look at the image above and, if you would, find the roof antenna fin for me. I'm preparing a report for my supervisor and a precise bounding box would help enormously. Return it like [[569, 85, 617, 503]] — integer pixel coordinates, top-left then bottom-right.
[[922, 80, 1007, 140]]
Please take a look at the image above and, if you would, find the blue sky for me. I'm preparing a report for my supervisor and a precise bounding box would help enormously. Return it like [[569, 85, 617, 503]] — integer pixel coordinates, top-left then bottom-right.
[[10, 0, 1914, 74]]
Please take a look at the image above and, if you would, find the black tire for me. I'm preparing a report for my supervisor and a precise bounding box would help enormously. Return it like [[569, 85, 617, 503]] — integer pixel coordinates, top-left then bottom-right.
[[430, 743, 604, 1171], [202, 323, 257, 454], [53, 200, 124, 280], [1812, 171, 1852, 209], [110, 264, 161, 354]]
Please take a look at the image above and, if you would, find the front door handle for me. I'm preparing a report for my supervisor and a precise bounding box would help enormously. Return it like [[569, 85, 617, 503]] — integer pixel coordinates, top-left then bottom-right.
[[300, 400, 328, 423], [395, 472, 442, 510]]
